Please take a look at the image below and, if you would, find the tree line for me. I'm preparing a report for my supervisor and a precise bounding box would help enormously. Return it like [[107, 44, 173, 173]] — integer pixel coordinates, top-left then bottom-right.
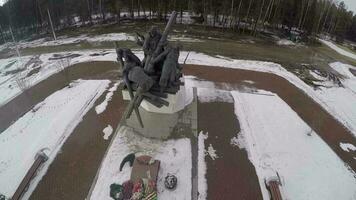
[[0, 0, 355, 44]]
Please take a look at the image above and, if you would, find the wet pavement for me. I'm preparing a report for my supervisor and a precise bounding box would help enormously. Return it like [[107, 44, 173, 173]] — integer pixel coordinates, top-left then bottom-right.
[[29, 83, 127, 200], [0, 61, 120, 133], [184, 64, 356, 171], [1, 61, 355, 199], [198, 100, 263, 200]]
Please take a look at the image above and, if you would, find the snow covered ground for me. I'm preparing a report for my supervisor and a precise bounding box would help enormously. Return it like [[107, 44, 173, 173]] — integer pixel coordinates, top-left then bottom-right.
[[1, 43, 356, 199], [89, 126, 192, 200], [1, 33, 135, 50], [0, 79, 109, 198], [320, 39, 356, 60], [309, 62, 356, 137], [0, 50, 119, 106], [277, 39, 296, 46], [2, 48, 356, 139], [231, 90, 356, 200], [95, 82, 120, 115], [197, 132, 208, 200], [0, 32, 201, 52], [184, 52, 356, 139]]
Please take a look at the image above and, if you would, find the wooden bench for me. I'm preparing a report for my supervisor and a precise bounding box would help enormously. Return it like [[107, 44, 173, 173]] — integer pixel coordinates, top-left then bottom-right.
[[267, 180, 283, 200], [12, 151, 48, 200]]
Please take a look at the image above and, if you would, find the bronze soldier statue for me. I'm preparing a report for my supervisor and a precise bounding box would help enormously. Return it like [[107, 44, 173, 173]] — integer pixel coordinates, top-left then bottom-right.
[[115, 11, 182, 127]]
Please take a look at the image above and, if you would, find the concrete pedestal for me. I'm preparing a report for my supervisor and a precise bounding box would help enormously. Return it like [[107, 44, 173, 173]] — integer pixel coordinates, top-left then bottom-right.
[[122, 85, 186, 114], [122, 86, 197, 140]]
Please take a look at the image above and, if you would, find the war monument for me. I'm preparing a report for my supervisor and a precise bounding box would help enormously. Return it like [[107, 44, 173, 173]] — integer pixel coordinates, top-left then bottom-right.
[[116, 11, 194, 139]]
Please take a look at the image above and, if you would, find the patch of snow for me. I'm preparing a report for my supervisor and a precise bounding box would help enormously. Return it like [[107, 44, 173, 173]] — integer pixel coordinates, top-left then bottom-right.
[[309, 70, 336, 88], [198, 131, 208, 200], [330, 62, 356, 79], [169, 36, 202, 43], [95, 82, 119, 114], [230, 134, 246, 149], [308, 62, 356, 137], [2, 49, 356, 140], [102, 125, 113, 140], [89, 126, 192, 200], [277, 39, 295, 46], [320, 39, 356, 60], [0, 51, 119, 106], [14, 33, 135, 49], [184, 75, 216, 89], [231, 90, 356, 200], [179, 51, 356, 138], [340, 143, 356, 152], [0, 79, 109, 198], [184, 75, 233, 103], [206, 144, 218, 160], [198, 88, 233, 103], [183, 75, 216, 106], [242, 80, 255, 84]]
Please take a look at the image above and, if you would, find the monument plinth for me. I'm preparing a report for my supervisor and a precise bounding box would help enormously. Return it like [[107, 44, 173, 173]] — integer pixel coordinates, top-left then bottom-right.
[[122, 84, 186, 114]]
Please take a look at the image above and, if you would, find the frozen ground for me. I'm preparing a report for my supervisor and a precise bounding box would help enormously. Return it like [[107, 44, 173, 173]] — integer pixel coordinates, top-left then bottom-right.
[[2, 33, 135, 50], [1, 48, 356, 138], [340, 143, 356, 152], [320, 39, 356, 60], [0, 79, 109, 198], [231, 90, 356, 200], [0, 32, 202, 52], [1, 35, 356, 199], [197, 132, 208, 200], [0, 50, 120, 106], [309, 62, 356, 137], [89, 126, 192, 200], [102, 125, 113, 140], [277, 39, 296, 46], [95, 82, 120, 115]]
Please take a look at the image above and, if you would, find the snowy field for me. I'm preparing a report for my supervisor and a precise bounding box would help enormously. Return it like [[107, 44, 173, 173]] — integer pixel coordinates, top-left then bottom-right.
[[0, 32, 201, 52], [0, 33, 134, 50], [1, 33, 356, 199], [1, 48, 356, 138], [0, 50, 118, 106], [320, 39, 356, 60], [0, 79, 109, 198], [309, 62, 356, 138], [89, 126, 192, 200], [232, 90, 356, 200]]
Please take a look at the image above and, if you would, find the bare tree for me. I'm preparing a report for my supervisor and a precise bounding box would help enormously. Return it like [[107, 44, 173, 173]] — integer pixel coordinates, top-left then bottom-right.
[[47, 8, 57, 40], [243, 0, 254, 34], [253, 0, 265, 36], [235, 0, 243, 30], [301, 0, 312, 30]]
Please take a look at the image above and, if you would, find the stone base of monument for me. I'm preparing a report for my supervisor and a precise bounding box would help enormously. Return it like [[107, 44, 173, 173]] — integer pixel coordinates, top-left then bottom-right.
[[123, 87, 197, 140], [122, 85, 186, 114]]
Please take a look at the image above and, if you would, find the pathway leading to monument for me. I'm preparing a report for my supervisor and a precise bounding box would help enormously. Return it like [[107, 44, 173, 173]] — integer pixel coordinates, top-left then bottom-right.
[[198, 100, 263, 199], [29, 84, 127, 200], [0, 61, 120, 133], [1, 61, 355, 199], [184, 64, 356, 171]]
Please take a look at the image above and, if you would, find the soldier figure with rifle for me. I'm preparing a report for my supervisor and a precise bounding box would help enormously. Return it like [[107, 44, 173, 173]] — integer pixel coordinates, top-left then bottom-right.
[[115, 11, 181, 128]]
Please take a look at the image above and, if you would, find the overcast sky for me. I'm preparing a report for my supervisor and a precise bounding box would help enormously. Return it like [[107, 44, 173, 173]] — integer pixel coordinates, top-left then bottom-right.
[[0, 0, 355, 13], [343, 0, 356, 13]]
